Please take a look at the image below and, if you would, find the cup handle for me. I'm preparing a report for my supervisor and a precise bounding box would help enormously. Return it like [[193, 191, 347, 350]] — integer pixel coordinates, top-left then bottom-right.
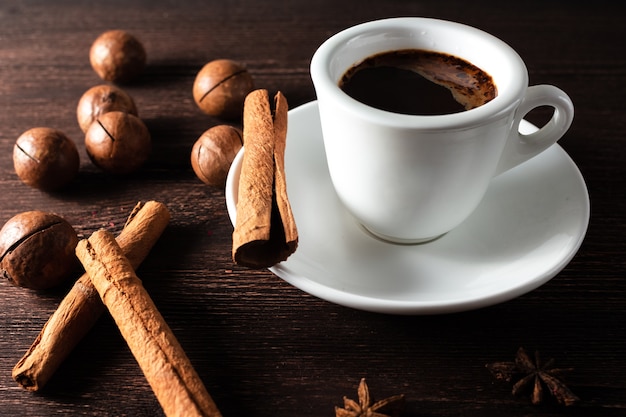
[[494, 85, 574, 176]]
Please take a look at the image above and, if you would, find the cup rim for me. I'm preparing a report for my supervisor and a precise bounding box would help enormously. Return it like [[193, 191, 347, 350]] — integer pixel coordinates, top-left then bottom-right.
[[310, 17, 528, 130]]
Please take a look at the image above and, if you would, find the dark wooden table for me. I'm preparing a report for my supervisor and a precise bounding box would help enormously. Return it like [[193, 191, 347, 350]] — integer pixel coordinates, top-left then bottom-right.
[[1, 1, 624, 416]]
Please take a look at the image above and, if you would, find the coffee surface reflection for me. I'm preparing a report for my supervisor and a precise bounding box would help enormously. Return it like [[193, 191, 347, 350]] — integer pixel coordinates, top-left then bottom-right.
[[339, 49, 497, 115]]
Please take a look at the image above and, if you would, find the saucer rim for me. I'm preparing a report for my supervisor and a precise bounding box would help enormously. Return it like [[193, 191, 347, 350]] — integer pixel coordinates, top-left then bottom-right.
[[225, 100, 590, 315]]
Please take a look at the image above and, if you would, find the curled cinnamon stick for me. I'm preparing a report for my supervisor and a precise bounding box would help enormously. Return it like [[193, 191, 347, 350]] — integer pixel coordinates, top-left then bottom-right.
[[13, 201, 170, 391], [232, 89, 298, 268], [76, 229, 221, 417]]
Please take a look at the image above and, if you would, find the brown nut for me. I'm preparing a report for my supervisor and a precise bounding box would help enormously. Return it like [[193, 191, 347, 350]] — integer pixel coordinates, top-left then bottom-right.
[[13, 127, 80, 192], [77, 84, 138, 133], [0, 211, 79, 290], [191, 125, 243, 187], [89, 30, 146, 83], [192, 59, 255, 120], [85, 111, 151, 174]]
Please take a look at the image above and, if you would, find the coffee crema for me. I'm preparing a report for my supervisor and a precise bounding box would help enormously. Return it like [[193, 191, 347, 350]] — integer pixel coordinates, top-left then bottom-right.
[[339, 49, 497, 115]]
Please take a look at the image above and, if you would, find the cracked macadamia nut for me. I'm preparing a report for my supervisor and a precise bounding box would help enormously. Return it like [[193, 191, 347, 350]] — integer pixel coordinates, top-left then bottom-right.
[[77, 84, 138, 133], [191, 125, 243, 187], [90, 30, 146, 83], [192, 59, 255, 120], [85, 111, 151, 174], [13, 127, 80, 192], [0, 211, 79, 290]]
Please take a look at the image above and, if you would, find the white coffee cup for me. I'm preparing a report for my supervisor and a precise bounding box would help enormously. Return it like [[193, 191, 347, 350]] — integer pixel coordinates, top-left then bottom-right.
[[310, 17, 574, 243]]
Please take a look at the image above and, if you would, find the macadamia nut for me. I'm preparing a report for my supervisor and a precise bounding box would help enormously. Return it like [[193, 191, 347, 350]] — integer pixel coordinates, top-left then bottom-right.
[[90, 30, 146, 83], [77, 84, 138, 133], [13, 127, 80, 192], [85, 111, 151, 174], [192, 59, 254, 120], [0, 211, 79, 290], [190, 125, 243, 187]]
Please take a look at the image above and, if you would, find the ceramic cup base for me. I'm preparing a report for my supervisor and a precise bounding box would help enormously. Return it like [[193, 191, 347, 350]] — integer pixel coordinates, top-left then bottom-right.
[[360, 224, 446, 245]]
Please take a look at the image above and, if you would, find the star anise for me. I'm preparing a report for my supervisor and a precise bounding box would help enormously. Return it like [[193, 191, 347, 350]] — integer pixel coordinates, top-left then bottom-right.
[[486, 347, 580, 406], [335, 378, 405, 417]]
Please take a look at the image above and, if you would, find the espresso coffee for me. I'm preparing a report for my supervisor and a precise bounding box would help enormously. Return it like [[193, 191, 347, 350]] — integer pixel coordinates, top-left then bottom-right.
[[339, 49, 497, 115]]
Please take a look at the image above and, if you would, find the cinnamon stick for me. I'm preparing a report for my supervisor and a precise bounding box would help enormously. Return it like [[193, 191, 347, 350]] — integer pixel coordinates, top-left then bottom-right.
[[13, 201, 170, 391], [76, 229, 221, 417], [232, 89, 298, 268]]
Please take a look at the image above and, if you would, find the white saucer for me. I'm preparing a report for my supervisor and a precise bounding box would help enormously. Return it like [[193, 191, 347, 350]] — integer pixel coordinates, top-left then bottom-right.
[[225, 101, 589, 315]]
